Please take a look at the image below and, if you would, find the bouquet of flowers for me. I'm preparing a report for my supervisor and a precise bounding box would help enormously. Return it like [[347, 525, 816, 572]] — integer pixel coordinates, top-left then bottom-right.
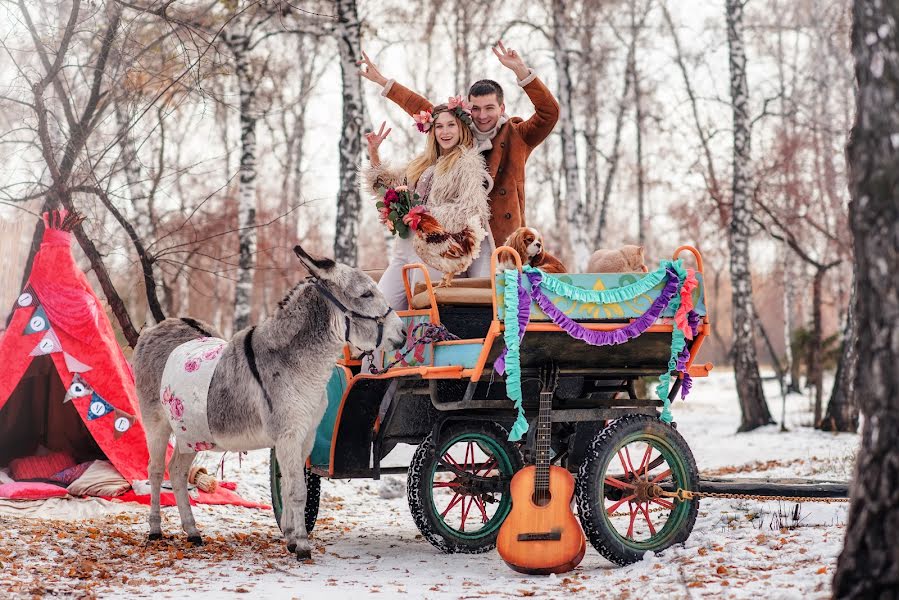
[[376, 185, 428, 238]]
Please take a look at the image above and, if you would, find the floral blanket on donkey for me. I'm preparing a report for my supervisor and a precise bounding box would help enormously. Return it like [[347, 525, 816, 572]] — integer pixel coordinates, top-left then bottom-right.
[[160, 338, 225, 453]]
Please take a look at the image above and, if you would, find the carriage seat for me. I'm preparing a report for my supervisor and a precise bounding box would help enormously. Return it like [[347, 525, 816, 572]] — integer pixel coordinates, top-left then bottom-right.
[[410, 278, 493, 309]]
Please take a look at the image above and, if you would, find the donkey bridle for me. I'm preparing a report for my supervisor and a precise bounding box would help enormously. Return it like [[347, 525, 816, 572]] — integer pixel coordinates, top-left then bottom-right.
[[243, 278, 394, 413], [309, 277, 394, 347]]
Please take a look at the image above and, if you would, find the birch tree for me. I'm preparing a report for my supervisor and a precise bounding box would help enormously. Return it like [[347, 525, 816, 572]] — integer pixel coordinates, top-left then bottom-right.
[[333, 0, 365, 266], [724, 0, 773, 431], [833, 1, 899, 594]]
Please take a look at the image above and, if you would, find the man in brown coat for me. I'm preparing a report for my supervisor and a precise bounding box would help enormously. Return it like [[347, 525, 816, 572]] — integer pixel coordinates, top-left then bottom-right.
[[359, 42, 560, 245]]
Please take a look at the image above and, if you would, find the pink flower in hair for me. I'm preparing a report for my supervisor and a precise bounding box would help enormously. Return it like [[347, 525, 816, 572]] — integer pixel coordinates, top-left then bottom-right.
[[413, 110, 433, 133], [447, 95, 469, 111]]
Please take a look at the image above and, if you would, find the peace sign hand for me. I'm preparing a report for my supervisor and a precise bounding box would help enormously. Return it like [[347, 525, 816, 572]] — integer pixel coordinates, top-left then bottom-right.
[[492, 40, 530, 80], [365, 122, 391, 164], [357, 50, 388, 87]]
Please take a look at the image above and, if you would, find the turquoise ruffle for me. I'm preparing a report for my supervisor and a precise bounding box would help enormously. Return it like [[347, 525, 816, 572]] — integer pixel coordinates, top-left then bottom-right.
[[502, 269, 528, 442]]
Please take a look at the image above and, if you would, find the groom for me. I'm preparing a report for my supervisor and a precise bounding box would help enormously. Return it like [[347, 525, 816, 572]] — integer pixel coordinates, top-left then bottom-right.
[[359, 41, 559, 246]]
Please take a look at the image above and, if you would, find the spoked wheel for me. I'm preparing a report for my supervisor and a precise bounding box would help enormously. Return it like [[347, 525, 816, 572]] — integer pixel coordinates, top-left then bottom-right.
[[576, 414, 699, 565], [270, 448, 321, 534], [408, 422, 524, 554]]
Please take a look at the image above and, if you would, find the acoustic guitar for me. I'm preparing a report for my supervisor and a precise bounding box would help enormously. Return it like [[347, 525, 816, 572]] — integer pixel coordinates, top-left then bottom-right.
[[497, 368, 587, 574]]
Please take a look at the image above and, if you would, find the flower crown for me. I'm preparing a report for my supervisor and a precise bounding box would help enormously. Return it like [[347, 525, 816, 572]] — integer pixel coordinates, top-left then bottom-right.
[[414, 95, 474, 133]]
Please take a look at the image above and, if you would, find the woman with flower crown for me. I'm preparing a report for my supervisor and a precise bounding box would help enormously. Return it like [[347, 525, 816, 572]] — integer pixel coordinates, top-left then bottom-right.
[[362, 98, 493, 310]]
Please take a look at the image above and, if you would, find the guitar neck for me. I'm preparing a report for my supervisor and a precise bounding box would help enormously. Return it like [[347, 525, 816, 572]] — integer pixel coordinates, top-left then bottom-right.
[[535, 390, 552, 495]]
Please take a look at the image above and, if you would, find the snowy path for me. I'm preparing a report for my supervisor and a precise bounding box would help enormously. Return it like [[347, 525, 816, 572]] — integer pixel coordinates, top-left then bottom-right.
[[0, 371, 857, 599]]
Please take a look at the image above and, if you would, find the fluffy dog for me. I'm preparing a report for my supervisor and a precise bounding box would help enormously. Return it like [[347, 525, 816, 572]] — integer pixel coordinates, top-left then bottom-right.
[[501, 227, 567, 273]]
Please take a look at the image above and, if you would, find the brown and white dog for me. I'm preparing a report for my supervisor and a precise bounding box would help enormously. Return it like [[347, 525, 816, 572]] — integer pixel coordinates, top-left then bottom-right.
[[501, 227, 567, 273]]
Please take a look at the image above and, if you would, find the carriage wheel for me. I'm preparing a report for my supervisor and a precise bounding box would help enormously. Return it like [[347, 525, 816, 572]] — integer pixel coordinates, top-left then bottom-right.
[[576, 414, 699, 565], [270, 448, 321, 535], [408, 422, 523, 554]]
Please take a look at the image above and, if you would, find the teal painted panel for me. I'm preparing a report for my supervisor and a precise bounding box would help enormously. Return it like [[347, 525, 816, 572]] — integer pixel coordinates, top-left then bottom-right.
[[376, 314, 435, 369], [310, 366, 348, 468], [496, 271, 707, 321], [434, 342, 483, 369]]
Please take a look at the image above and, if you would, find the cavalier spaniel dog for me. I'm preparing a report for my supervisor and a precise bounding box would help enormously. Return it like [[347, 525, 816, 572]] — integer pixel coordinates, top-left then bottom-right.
[[501, 227, 567, 273]]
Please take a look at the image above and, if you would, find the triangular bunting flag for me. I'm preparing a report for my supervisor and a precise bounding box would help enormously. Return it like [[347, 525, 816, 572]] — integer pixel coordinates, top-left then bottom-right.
[[64, 374, 93, 403], [24, 305, 50, 335], [16, 286, 36, 308], [113, 409, 134, 439], [63, 352, 92, 373], [86, 392, 114, 420], [29, 329, 62, 356]]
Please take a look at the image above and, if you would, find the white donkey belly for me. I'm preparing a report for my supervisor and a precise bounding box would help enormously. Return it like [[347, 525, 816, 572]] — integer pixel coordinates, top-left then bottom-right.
[[160, 337, 228, 453]]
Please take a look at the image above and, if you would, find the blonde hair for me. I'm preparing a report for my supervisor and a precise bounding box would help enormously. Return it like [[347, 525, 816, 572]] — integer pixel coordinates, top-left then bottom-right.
[[406, 104, 474, 187]]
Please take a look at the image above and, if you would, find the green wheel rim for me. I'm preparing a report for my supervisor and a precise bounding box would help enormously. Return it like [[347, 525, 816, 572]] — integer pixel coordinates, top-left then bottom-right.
[[599, 431, 693, 551], [427, 432, 516, 540]]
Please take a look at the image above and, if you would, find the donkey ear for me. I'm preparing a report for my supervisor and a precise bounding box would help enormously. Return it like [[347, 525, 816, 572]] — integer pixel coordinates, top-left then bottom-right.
[[294, 245, 336, 277]]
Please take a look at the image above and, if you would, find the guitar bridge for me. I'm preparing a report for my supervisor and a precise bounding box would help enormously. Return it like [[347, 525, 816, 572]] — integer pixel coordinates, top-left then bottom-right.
[[517, 528, 563, 542]]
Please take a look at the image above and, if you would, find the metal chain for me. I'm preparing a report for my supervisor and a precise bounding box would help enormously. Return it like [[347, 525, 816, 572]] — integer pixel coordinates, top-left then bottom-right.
[[660, 488, 850, 504], [364, 322, 459, 375]]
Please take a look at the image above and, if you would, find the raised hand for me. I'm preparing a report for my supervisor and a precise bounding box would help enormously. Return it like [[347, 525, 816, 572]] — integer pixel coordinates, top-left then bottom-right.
[[357, 50, 388, 87], [365, 121, 391, 165], [492, 40, 530, 80]]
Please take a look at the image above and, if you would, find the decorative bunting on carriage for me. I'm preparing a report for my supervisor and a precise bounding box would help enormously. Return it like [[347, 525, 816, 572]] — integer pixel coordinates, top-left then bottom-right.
[[64, 374, 93, 403], [497, 259, 704, 442], [29, 328, 62, 356], [86, 393, 115, 420], [24, 305, 50, 335]]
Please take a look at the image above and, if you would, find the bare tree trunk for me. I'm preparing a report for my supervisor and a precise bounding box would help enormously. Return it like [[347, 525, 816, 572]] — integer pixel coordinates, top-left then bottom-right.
[[809, 267, 825, 425], [629, 0, 646, 247], [833, 2, 899, 595], [782, 246, 802, 392], [725, 0, 772, 432], [552, 0, 588, 269], [821, 270, 859, 433], [333, 0, 363, 267], [228, 31, 258, 332]]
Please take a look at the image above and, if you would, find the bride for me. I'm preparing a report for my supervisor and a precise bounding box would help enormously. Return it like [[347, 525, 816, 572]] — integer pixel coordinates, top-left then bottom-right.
[[363, 99, 494, 310]]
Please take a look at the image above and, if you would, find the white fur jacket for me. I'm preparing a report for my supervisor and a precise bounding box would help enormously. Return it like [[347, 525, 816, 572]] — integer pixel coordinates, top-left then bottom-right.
[[361, 146, 491, 235]]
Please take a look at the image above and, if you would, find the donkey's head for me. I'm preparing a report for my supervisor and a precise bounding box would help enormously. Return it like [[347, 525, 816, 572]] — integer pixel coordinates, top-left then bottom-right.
[[293, 245, 406, 353]]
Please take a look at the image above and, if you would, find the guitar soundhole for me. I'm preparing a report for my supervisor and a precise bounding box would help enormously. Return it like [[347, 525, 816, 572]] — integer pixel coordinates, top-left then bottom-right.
[[532, 491, 553, 507]]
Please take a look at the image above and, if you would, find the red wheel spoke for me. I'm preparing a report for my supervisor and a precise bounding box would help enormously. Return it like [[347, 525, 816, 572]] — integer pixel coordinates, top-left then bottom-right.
[[442, 452, 462, 469], [433, 481, 461, 488], [626, 502, 639, 538], [617, 450, 631, 476], [441, 493, 463, 517], [464, 442, 474, 474], [638, 444, 652, 473], [624, 446, 637, 475], [651, 468, 672, 483], [639, 503, 657, 535], [460, 496, 472, 531], [651, 498, 674, 509], [474, 497, 489, 523], [607, 494, 636, 514], [475, 456, 497, 477], [604, 476, 636, 491]]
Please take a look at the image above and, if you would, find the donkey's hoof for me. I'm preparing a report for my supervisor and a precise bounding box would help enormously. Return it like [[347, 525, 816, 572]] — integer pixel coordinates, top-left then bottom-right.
[[148, 532, 165, 542], [187, 535, 204, 546], [287, 542, 297, 553], [295, 547, 312, 561]]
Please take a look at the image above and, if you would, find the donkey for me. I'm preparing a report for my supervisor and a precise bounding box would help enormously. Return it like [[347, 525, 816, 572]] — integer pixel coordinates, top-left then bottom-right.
[[132, 246, 405, 560]]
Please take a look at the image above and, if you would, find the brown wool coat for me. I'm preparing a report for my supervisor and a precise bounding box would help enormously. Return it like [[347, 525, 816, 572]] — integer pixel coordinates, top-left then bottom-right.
[[385, 76, 560, 245]]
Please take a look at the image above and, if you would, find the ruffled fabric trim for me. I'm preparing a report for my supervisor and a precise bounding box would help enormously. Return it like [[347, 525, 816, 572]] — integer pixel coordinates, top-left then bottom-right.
[[674, 268, 698, 340], [524, 263, 671, 306], [494, 272, 531, 375], [500, 270, 528, 442]]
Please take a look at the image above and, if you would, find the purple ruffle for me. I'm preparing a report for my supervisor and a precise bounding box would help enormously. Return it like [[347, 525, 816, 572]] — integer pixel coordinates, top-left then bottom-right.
[[494, 272, 532, 375], [524, 268, 680, 347]]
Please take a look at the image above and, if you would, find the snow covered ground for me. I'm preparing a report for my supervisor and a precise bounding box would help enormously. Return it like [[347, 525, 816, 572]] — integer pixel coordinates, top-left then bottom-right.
[[0, 370, 858, 599]]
